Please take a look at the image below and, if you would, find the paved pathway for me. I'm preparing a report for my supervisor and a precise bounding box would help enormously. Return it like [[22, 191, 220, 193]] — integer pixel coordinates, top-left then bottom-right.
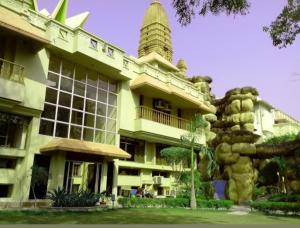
[[227, 205, 251, 215]]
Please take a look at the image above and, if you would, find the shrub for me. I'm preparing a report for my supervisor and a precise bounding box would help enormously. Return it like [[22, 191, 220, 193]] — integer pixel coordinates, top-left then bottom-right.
[[117, 197, 233, 209], [250, 201, 300, 215], [268, 194, 300, 202], [47, 187, 100, 207]]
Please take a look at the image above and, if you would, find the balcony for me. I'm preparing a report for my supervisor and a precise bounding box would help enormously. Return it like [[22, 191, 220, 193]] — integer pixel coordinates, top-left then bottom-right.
[[0, 58, 24, 84], [136, 106, 190, 130]]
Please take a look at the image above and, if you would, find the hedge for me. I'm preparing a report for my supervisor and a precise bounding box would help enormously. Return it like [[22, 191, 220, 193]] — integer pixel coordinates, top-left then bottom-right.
[[117, 197, 233, 209], [268, 194, 300, 203], [250, 201, 300, 215]]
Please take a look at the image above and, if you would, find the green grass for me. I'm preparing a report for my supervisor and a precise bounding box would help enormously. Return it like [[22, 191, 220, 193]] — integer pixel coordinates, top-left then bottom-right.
[[0, 208, 299, 224]]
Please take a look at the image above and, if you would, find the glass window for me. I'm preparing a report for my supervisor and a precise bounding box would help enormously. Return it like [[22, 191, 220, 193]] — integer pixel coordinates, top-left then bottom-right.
[[39, 120, 54, 136], [74, 81, 85, 97], [97, 102, 107, 116], [71, 111, 83, 125], [86, 86, 97, 100], [98, 76, 108, 90], [42, 104, 56, 120], [84, 114, 94, 128], [57, 107, 70, 123], [98, 89, 107, 103], [96, 116, 106, 130], [83, 128, 94, 142], [90, 39, 97, 49], [107, 119, 116, 132], [55, 123, 68, 138], [107, 106, 117, 119], [85, 99, 96, 114], [72, 96, 84, 111], [49, 56, 60, 73], [60, 77, 73, 93], [109, 82, 117, 93], [45, 88, 57, 104], [59, 92, 71, 107], [87, 71, 98, 87], [47, 72, 59, 88], [62, 60, 74, 78], [108, 93, 117, 106], [94, 130, 105, 143], [106, 132, 115, 145], [70, 125, 82, 140], [75, 66, 86, 83]]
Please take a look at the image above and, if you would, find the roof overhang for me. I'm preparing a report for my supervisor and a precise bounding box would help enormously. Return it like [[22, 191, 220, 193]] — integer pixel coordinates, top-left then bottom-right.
[[0, 7, 49, 48], [130, 74, 216, 113], [40, 138, 131, 159]]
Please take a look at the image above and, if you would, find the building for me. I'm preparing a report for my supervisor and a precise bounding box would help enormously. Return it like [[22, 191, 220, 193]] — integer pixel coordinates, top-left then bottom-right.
[[0, 0, 299, 207]]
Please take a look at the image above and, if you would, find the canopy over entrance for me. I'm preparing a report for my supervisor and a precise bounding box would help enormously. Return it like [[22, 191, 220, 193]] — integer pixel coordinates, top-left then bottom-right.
[[40, 138, 131, 159]]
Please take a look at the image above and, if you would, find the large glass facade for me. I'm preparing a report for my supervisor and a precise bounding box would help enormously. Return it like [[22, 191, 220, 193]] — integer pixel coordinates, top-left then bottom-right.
[[39, 56, 118, 145]]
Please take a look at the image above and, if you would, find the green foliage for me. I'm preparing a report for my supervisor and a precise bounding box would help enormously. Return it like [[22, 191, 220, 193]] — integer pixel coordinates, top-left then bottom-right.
[[117, 197, 233, 209], [47, 187, 100, 207], [271, 156, 286, 174], [268, 194, 300, 203], [172, 0, 249, 26], [199, 181, 215, 199], [262, 133, 300, 145], [160, 147, 191, 165], [31, 165, 48, 188], [250, 201, 300, 215]]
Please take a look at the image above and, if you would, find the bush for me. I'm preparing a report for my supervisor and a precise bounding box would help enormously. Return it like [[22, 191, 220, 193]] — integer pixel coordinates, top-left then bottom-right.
[[250, 201, 300, 215], [117, 197, 233, 209], [47, 187, 100, 207], [268, 194, 300, 202]]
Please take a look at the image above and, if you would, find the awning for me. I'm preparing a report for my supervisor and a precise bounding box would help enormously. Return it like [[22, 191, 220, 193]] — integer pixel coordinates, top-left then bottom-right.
[[130, 74, 216, 113], [0, 7, 49, 45], [40, 138, 131, 159]]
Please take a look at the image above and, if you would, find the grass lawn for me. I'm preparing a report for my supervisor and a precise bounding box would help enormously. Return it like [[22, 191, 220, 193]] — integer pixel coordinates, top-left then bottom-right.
[[0, 208, 299, 224]]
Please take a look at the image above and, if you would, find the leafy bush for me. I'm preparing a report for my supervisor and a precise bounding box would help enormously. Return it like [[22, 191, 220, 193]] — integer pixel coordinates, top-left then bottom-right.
[[262, 133, 300, 145], [250, 201, 300, 214], [47, 187, 100, 207], [268, 194, 300, 202], [117, 197, 233, 209]]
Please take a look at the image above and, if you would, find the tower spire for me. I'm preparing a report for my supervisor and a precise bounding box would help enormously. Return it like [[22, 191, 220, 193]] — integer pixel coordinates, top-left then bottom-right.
[[138, 0, 173, 62]]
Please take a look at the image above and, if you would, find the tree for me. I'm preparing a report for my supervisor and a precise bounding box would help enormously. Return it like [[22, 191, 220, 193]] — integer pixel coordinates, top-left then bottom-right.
[[30, 165, 49, 207], [161, 114, 215, 209], [172, 0, 300, 48]]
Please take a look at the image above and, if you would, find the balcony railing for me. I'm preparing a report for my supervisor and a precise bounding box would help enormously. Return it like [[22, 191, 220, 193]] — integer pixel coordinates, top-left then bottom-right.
[[136, 106, 190, 130], [0, 58, 24, 84]]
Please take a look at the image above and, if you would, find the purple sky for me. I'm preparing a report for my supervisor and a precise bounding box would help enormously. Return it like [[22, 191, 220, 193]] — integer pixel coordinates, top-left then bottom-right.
[[38, 0, 300, 121]]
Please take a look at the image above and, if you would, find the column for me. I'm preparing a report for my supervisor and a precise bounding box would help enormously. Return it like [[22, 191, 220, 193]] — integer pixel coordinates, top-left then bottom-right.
[[112, 159, 119, 197], [47, 151, 66, 191], [100, 160, 108, 193]]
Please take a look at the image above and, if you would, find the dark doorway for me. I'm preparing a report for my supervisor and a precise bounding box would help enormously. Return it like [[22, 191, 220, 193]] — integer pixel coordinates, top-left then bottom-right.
[[29, 154, 50, 199], [106, 161, 114, 194]]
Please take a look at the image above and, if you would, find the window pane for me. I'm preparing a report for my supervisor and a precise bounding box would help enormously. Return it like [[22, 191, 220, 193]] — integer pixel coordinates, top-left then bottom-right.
[[47, 72, 59, 88], [95, 130, 105, 143], [85, 100, 96, 114], [98, 75, 108, 90], [62, 60, 74, 78], [57, 107, 70, 123], [42, 104, 56, 120], [84, 114, 94, 128], [83, 128, 94, 142], [39, 120, 54, 136], [107, 119, 116, 132], [73, 96, 84, 111], [70, 125, 82, 140], [87, 70, 98, 87], [96, 116, 106, 130], [97, 102, 107, 116], [74, 81, 85, 97], [109, 81, 117, 93], [108, 93, 117, 106], [55, 123, 69, 138], [107, 105, 117, 119], [106, 132, 115, 145], [86, 86, 97, 100], [60, 77, 73, 92], [71, 111, 83, 125], [45, 88, 57, 104], [49, 56, 60, 73], [75, 65, 86, 82], [59, 92, 71, 107], [98, 89, 107, 103]]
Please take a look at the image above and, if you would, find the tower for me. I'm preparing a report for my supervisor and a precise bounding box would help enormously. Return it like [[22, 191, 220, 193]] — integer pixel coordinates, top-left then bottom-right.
[[138, 0, 173, 62]]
